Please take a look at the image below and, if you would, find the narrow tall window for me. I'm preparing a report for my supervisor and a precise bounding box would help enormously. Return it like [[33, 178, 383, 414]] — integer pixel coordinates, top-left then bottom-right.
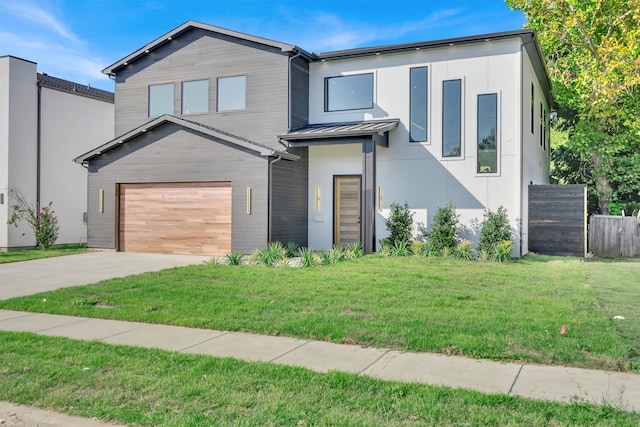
[[324, 74, 373, 112], [217, 76, 246, 112], [543, 108, 547, 151], [530, 83, 535, 134], [442, 79, 462, 157], [477, 93, 498, 174], [148, 83, 174, 117], [182, 80, 209, 115], [410, 67, 428, 143], [539, 102, 543, 147]]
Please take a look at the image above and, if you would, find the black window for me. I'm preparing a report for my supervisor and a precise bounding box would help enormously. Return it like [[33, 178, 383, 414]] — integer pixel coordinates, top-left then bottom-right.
[[477, 93, 498, 174], [324, 74, 373, 112], [442, 79, 462, 157], [410, 67, 428, 142]]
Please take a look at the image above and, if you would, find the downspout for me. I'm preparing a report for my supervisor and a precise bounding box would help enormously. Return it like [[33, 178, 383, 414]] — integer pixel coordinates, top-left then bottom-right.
[[36, 82, 42, 208], [268, 155, 283, 243]]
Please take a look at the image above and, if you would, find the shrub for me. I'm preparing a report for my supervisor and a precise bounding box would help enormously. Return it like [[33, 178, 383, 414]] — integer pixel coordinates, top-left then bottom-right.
[[426, 202, 459, 253], [385, 202, 414, 245], [410, 241, 425, 255], [478, 206, 512, 253], [454, 240, 475, 260], [225, 251, 244, 265], [345, 242, 363, 259], [329, 246, 346, 263], [297, 247, 316, 268], [390, 240, 411, 256], [7, 189, 59, 250], [319, 249, 331, 265], [491, 240, 513, 262], [285, 242, 298, 258]]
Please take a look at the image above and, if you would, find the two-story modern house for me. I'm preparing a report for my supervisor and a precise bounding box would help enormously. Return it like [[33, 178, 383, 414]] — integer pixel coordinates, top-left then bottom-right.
[[1, 55, 114, 250], [75, 21, 551, 257]]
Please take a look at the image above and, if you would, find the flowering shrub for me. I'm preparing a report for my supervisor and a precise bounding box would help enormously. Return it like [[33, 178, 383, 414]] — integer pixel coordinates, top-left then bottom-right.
[[7, 189, 59, 250]]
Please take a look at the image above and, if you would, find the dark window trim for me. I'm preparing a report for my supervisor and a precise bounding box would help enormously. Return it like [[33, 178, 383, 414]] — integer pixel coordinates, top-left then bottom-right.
[[530, 82, 535, 134], [409, 66, 428, 143], [324, 73, 374, 112]]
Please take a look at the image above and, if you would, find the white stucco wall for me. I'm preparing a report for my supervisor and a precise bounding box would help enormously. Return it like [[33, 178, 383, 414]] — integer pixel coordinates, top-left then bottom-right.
[[40, 87, 115, 245], [307, 38, 548, 256], [0, 56, 38, 249]]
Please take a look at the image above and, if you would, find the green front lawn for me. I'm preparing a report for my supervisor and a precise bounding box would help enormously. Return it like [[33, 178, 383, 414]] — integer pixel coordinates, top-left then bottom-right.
[[1, 254, 638, 371], [0, 245, 87, 263], [1, 332, 637, 426]]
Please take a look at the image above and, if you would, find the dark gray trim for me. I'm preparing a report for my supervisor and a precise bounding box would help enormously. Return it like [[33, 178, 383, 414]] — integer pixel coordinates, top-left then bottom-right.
[[75, 115, 299, 164], [280, 119, 399, 141], [361, 138, 376, 254], [37, 73, 114, 103], [103, 20, 313, 75]]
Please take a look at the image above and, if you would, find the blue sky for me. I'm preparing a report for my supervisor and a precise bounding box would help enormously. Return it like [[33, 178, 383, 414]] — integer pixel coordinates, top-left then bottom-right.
[[1, 0, 526, 91]]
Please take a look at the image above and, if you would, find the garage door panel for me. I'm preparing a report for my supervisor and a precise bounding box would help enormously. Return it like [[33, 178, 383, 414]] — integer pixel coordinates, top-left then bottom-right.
[[119, 182, 232, 256]]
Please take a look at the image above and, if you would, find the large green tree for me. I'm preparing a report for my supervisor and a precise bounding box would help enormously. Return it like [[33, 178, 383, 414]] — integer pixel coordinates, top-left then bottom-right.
[[507, 0, 640, 213]]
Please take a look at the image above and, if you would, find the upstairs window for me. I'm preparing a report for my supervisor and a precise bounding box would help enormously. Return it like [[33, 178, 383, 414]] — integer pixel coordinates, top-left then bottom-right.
[[324, 73, 373, 112], [442, 79, 462, 157], [217, 75, 246, 112], [477, 93, 498, 174], [182, 80, 209, 115], [148, 83, 174, 117], [530, 83, 535, 134], [410, 67, 428, 143]]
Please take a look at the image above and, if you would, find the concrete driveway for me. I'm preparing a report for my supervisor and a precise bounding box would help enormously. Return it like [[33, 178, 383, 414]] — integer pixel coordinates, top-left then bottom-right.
[[0, 250, 210, 300]]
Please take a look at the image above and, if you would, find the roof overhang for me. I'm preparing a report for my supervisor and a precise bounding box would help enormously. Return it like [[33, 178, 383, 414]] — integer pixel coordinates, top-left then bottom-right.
[[278, 119, 399, 147], [74, 115, 299, 165], [103, 20, 313, 76]]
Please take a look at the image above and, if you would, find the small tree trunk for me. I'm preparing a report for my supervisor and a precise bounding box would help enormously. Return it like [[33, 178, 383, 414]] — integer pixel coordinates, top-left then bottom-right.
[[592, 154, 611, 214]]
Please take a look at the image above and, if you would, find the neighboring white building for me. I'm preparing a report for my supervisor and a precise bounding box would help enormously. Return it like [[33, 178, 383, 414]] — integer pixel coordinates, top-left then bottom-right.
[[0, 55, 114, 250]]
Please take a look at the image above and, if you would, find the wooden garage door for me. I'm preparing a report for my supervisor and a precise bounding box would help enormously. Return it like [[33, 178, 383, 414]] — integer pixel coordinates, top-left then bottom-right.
[[118, 182, 231, 255]]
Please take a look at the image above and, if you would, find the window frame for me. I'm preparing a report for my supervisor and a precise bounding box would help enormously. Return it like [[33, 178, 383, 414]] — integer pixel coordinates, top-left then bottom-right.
[[409, 66, 429, 144], [181, 79, 209, 115], [476, 92, 500, 175], [530, 82, 535, 135], [441, 78, 463, 158], [148, 83, 175, 117], [323, 73, 374, 113], [217, 75, 247, 112]]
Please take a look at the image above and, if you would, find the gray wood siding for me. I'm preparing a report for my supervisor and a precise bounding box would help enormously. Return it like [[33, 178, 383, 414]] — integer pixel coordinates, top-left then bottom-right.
[[290, 57, 309, 129], [87, 123, 268, 253], [270, 147, 308, 246], [114, 28, 290, 150], [529, 184, 587, 257]]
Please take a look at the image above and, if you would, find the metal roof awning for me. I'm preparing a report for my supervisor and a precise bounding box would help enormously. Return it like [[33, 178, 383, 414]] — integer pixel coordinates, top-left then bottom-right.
[[278, 119, 399, 147]]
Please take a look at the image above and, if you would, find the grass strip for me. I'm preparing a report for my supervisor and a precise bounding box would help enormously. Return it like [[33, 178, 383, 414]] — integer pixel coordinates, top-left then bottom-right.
[[0, 245, 87, 264], [1, 331, 637, 426], [1, 255, 637, 371]]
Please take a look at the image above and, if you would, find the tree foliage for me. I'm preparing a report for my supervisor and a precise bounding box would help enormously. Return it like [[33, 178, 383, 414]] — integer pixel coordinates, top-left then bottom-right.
[[507, 0, 640, 213], [385, 202, 414, 245]]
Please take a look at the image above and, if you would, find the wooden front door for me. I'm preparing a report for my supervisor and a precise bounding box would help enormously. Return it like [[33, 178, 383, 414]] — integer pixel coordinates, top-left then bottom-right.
[[334, 175, 361, 247]]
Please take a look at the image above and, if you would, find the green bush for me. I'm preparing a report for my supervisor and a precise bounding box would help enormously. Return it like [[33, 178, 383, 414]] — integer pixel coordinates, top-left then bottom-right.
[[410, 241, 425, 255], [491, 240, 513, 262], [385, 202, 414, 245], [225, 251, 245, 266], [285, 242, 298, 258], [297, 247, 317, 268], [478, 206, 512, 253], [426, 202, 459, 252], [454, 240, 475, 260], [8, 189, 59, 250]]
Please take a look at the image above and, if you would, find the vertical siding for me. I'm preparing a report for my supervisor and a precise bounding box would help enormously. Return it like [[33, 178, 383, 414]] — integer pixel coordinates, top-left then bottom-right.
[[290, 57, 309, 129], [114, 28, 290, 150], [87, 123, 268, 253], [270, 147, 308, 246]]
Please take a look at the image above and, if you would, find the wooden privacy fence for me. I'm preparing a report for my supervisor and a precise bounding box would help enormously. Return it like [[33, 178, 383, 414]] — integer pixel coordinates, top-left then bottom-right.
[[528, 184, 587, 257], [589, 215, 640, 257]]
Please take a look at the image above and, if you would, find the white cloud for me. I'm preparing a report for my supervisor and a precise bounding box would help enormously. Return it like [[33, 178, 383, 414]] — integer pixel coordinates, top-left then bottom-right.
[[5, 3, 81, 44]]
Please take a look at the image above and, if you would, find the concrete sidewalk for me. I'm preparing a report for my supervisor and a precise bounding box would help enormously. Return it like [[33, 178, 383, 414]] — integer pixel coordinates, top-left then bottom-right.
[[1, 309, 639, 418]]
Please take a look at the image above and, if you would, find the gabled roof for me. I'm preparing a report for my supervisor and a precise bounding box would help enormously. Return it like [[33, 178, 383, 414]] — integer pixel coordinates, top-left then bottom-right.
[[103, 20, 313, 76], [279, 119, 400, 141], [37, 73, 114, 103], [74, 115, 299, 164]]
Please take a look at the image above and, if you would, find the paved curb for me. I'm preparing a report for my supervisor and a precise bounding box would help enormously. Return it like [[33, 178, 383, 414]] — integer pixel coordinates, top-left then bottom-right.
[[0, 401, 127, 427]]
